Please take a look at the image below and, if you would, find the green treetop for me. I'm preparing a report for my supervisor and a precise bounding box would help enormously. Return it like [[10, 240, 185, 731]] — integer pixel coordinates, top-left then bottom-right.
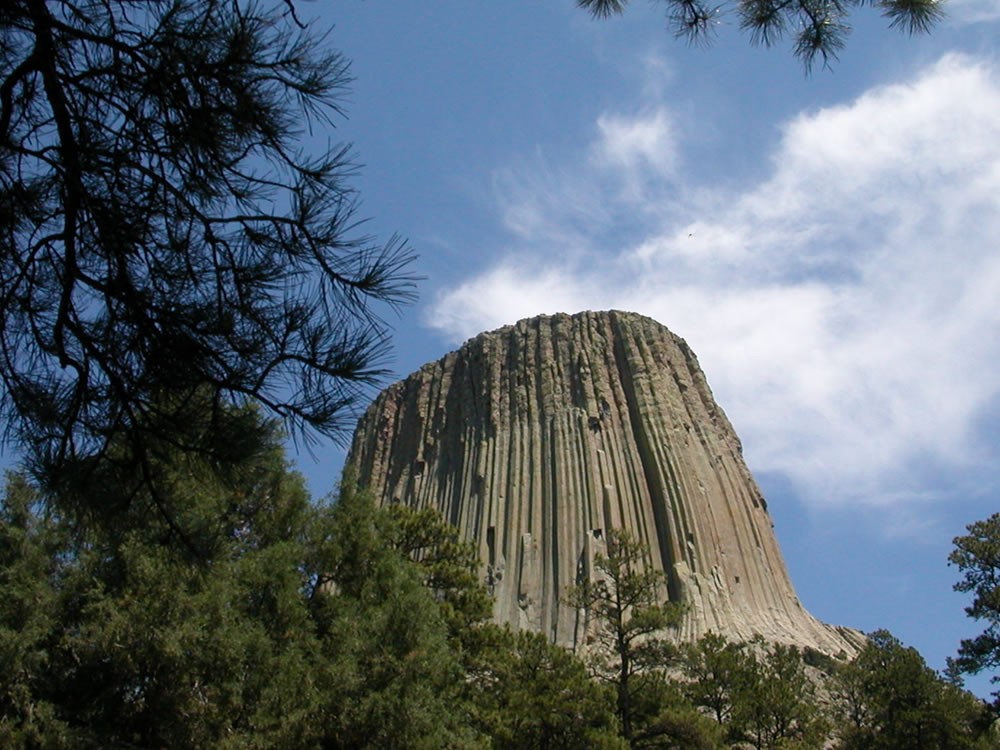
[[951, 513, 1000, 700], [567, 527, 685, 743]]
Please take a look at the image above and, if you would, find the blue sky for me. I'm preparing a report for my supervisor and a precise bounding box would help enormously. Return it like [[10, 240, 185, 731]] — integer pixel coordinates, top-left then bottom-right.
[[288, 1, 1000, 694]]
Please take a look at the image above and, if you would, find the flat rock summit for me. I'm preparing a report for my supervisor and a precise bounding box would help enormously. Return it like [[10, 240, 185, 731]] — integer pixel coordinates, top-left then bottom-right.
[[347, 310, 861, 655]]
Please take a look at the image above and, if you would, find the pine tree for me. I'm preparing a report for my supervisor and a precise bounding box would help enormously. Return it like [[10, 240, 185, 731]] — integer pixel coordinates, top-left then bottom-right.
[[468, 628, 626, 750], [831, 630, 994, 750], [577, 0, 943, 70], [680, 632, 749, 725], [728, 641, 828, 750], [1, 0, 415, 503], [950, 513, 1000, 699], [567, 527, 685, 743], [0, 423, 485, 749]]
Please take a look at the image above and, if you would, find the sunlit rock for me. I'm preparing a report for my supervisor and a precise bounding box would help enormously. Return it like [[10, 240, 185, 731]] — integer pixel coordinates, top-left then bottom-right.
[[347, 310, 861, 655]]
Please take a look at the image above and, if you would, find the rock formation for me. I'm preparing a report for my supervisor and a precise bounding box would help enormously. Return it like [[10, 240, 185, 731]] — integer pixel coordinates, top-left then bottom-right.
[[347, 310, 861, 655]]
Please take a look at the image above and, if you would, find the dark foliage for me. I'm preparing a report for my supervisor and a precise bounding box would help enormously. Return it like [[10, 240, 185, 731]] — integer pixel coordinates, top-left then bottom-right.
[[577, 0, 943, 70], [951, 513, 1000, 698], [0, 434, 481, 749], [468, 628, 626, 750], [831, 629, 995, 750], [0, 0, 416, 503]]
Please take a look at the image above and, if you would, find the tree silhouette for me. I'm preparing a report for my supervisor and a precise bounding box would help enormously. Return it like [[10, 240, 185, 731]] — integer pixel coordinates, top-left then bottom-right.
[[0, 0, 415, 502], [577, 0, 943, 70]]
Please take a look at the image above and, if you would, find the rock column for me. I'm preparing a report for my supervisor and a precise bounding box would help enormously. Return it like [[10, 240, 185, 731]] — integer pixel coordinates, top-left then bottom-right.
[[347, 310, 860, 655]]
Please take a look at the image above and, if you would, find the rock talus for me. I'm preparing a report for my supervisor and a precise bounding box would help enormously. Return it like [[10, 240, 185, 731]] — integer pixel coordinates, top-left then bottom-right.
[[347, 311, 861, 655]]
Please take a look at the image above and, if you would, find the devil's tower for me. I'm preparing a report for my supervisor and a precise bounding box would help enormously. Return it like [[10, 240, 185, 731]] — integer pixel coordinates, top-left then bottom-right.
[[347, 311, 860, 655]]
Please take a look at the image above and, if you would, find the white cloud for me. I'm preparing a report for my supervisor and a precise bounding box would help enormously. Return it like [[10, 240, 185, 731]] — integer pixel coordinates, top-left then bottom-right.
[[427, 53, 1000, 509], [427, 265, 598, 344], [593, 108, 677, 183], [947, 0, 1000, 24]]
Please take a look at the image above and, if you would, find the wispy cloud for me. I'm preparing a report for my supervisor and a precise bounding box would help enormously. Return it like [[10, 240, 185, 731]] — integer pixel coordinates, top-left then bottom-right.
[[427, 53, 1000, 509], [947, 0, 1000, 25], [592, 107, 677, 199]]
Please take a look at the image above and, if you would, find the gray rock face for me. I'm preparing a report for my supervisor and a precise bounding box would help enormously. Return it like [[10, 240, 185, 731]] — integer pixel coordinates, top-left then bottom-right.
[[347, 311, 861, 655]]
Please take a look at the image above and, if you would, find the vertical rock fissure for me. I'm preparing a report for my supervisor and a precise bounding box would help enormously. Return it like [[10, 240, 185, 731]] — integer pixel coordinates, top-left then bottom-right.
[[547, 414, 559, 640], [346, 310, 861, 657], [610, 316, 682, 603]]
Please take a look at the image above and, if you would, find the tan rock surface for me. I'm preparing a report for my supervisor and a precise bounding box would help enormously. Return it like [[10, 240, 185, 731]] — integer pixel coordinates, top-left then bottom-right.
[[347, 310, 862, 655]]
